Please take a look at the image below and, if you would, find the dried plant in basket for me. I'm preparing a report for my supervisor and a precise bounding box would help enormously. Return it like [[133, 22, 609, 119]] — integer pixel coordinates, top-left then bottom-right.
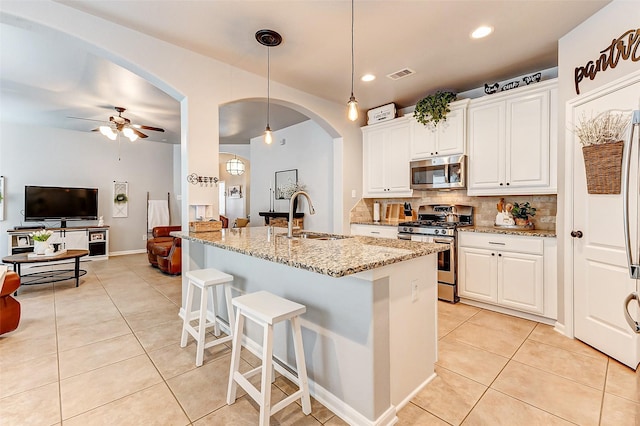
[[574, 111, 630, 146], [575, 111, 631, 194]]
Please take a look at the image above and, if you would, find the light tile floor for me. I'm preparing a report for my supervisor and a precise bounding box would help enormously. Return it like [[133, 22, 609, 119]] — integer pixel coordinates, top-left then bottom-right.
[[0, 254, 637, 425]]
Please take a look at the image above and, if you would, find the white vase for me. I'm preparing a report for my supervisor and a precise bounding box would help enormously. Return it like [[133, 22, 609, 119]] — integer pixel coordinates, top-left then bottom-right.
[[33, 240, 50, 255]]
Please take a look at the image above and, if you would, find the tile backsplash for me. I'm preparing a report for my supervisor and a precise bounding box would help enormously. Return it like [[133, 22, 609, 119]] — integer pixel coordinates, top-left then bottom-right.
[[350, 192, 557, 231]]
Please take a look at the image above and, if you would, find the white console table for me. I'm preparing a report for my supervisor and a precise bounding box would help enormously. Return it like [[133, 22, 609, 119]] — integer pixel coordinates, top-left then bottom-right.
[[7, 226, 109, 264]]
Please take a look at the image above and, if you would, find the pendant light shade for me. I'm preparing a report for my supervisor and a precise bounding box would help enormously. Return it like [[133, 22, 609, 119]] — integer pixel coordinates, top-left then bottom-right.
[[226, 156, 245, 176], [347, 0, 358, 121], [264, 126, 273, 145], [256, 29, 282, 144]]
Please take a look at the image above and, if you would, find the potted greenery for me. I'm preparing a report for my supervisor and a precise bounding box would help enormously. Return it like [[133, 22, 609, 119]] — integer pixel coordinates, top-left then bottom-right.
[[574, 111, 630, 194], [114, 193, 128, 204], [413, 91, 457, 127], [511, 202, 536, 226]]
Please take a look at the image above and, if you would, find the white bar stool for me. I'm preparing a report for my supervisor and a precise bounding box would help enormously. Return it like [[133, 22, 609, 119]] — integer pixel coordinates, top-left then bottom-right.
[[181, 268, 235, 366], [227, 291, 311, 425]]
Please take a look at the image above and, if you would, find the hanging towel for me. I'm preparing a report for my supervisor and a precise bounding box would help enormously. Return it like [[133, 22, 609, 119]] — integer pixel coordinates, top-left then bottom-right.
[[148, 200, 170, 230]]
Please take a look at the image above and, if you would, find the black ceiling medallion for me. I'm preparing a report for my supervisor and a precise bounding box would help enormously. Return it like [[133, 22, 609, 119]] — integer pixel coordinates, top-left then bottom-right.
[[255, 29, 282, 47]]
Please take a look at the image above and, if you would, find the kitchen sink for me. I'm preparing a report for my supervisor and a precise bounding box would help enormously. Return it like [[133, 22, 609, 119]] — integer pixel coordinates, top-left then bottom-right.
[[291, 232, 352, 241]]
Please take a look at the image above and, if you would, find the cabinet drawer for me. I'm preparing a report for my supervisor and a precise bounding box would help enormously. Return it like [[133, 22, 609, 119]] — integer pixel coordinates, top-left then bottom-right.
[[350, 224, 398, 239], [458, 232, 543, 255]]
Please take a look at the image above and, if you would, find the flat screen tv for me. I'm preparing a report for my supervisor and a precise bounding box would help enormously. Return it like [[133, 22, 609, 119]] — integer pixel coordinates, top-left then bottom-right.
[[25, 185, 98, 227]]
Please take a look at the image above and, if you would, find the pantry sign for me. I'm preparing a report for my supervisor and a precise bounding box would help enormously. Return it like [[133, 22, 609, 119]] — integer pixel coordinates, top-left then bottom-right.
[[574, 28, 640, 95]]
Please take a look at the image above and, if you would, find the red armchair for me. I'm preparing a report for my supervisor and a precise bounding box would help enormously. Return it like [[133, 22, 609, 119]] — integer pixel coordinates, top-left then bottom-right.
[[147, 226, 181, 267], [156, 237, 181, 275], [1, 272, 21, 335]]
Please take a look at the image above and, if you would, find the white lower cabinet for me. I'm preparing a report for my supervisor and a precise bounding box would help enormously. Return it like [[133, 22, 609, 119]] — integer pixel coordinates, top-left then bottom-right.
[[458, 232, 554, 318], [350, 224, 398, 239]]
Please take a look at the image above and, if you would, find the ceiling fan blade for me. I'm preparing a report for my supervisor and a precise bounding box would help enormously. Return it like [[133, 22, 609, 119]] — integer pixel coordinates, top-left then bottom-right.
[[68, 116, 109, 123], [137, 125, 165, 132], [132, 128, 149, 138]]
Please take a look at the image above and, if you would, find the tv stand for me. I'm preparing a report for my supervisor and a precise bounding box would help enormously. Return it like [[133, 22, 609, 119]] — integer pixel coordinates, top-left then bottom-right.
[[7, 226, 109, 263]]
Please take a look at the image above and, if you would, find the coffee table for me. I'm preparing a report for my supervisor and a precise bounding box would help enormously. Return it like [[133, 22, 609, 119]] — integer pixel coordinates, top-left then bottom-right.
[[2, 249, 89, 292]]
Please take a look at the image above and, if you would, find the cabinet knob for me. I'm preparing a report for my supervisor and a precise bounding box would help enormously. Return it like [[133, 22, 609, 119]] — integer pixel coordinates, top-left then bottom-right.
[[491, 253, 495, 256], [571, 230, 583, 238], [499, 183, 504, 186], [506, 182, 510, 186], [498, 253, 502, 257], [435, 152, 438, 155]]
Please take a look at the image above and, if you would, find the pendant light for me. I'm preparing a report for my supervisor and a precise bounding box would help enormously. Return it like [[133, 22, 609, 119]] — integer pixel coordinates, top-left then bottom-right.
[[256, 29, 282, 144], [347, 0, 358, 121], [226, 155, 245, 176]]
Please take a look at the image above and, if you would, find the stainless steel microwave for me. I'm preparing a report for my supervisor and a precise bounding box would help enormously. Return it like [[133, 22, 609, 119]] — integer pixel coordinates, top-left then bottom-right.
[[410, 154, 466, 190]]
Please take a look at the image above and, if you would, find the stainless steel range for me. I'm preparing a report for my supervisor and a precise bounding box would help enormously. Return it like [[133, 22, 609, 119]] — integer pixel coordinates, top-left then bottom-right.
[[398, 204, 474, 303]]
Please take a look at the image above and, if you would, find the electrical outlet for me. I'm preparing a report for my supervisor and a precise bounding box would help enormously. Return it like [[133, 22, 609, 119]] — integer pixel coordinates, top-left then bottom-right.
[[411, 280, 418, 302], [351, 189, 356, 198], [142, 234, 147, 241]]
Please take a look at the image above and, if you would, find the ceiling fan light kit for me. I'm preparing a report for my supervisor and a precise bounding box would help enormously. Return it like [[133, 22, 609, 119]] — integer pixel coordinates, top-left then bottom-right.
[[72, 106, 165, 142], [256, 29, 281, 144]]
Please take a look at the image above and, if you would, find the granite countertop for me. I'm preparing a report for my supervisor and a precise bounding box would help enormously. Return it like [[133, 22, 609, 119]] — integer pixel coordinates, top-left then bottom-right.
[[458, 226, 557, 238], [174, 227, 447, 278]]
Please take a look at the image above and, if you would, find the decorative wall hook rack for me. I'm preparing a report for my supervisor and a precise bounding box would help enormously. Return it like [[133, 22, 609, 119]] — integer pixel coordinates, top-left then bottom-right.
[[187, 173, 219, 187]]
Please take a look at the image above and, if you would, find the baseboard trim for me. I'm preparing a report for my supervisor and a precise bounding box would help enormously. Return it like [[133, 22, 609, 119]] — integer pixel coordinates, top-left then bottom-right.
[[395, 372, 437, 411], [110, 249, 146, 256]]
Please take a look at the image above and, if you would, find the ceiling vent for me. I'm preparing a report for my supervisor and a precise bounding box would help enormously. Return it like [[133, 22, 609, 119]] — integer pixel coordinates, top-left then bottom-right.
[[386, 68, 415, 80]]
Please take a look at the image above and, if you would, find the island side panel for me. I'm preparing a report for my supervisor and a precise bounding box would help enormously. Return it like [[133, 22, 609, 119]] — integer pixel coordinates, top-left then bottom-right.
[[203, 244, 390, 422]]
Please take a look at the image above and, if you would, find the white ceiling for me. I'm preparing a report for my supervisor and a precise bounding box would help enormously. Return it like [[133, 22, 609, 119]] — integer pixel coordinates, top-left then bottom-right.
[[0, 0, 609, 144]]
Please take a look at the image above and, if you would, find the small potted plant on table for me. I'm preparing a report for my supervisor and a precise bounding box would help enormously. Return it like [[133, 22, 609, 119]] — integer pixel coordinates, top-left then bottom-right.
[[511, 202, 537, 228]]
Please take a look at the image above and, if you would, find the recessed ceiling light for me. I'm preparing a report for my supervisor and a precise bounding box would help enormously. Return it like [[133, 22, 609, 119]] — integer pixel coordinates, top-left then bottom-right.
[[471, 25, 493, 39], [361, 74, 375, 82]]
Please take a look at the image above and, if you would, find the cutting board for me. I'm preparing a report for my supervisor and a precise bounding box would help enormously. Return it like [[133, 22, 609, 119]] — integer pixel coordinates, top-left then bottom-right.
[[385, 203, 416, 222]]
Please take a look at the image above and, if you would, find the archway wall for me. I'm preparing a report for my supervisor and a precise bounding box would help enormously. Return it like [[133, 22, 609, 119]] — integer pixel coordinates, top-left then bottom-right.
[[1, 1, 362, 235]]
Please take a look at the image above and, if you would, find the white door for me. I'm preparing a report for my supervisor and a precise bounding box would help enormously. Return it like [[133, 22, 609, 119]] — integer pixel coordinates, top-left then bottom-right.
[[458, 246, 497, 303], [571, 72, 640, 369], [498, 251, 544, 315], [468, 102, 505, 190], [506, 91, 550, 188], [363, 127, 386, 194], [436, 108, 465, 156], [409, 117, 437, 159], [385, 124, 411, 193]]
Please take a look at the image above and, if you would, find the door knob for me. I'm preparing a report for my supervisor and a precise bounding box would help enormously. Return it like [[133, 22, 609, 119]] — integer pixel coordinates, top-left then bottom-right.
[[571, 230, 583, 238]]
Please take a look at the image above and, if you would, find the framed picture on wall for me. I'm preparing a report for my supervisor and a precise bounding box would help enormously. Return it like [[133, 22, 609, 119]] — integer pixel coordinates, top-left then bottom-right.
[[275, 169, 298, 199], [228, 185, 241, 199]]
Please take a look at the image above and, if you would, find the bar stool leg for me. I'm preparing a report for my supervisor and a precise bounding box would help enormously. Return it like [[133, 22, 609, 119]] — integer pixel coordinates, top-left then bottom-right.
[[224, 284, 235, 338], [195, 286, 209, 367], [227, 308, 244, 405], [180, 281, 194, 348], [259, 324, 274, 426], [211, 285, 221, 337], [291, 316, 311, 414]]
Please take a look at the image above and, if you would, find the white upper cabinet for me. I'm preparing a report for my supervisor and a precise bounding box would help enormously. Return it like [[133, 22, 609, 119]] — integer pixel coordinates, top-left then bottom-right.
[[362, 117, 413, 197], [409, 99, 469, 160], [467, 80, 557, 195]]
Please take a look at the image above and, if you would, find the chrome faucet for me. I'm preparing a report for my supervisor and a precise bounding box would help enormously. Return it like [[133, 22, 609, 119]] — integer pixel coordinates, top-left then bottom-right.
[[288, 190, 316, 238]]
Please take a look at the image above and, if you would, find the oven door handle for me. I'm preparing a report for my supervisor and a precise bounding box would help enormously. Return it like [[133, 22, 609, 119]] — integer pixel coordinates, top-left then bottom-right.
[[397, 233, 412, 241], [433, 238, 454, 244]]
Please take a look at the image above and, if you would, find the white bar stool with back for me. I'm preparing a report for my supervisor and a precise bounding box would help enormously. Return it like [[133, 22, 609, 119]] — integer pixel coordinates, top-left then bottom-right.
[[227, 290, 311, 425], [180, 268, 235, 367]]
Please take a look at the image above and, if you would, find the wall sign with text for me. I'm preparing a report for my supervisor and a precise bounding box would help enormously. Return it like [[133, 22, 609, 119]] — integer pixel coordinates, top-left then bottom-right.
[[574, 28, 640, 95]]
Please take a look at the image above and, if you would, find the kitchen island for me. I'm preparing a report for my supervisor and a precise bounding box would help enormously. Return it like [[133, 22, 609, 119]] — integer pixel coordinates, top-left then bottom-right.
[[176, 227, 448, 426]]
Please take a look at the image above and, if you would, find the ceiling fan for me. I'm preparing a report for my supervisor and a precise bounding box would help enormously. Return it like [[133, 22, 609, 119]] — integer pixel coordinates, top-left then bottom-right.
[[70, 106, 165, 141]]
